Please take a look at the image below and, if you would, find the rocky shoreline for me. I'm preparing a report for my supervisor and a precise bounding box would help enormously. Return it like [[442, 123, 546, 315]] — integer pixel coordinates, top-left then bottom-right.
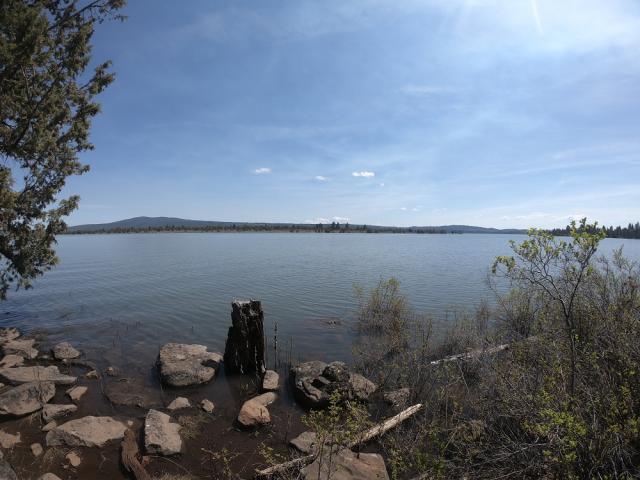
[[0, 301, 403, 480]]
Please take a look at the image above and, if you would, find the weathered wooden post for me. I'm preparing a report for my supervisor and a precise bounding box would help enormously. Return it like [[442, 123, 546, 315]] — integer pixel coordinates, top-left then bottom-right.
[[224, 299, 266, 374]]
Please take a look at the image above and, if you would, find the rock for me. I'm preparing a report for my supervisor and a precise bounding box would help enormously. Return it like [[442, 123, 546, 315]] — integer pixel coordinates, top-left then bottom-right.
[[0, 355, 23, 369], [85, 369, 99, 379], [348, 373, 377, 401], [66, 386, 88, 402], [302, 448, 390, 480], [105, 379, 161, 408], [144, 409, 182, 456], [383, 388, 410, 411], [253, 392, 277, 406], [0, 381, 55, 416], [46, 416, 128, 447], [291, 361, 329, 409], [157, 343, 222, 387], [2, 338, 37, 359], [38, 474, 62, 480], [0, 328, 20, 344], [200, 399, 214, 413], [0, 457, 17, 480], [0, 430, 20, 449], [323, 362, 350, 383], [66, 451, 81, 467], [42, 421, 57, 432], [224, 300, 265, 374], [237, 399, 270, 428], [52, 342, 80, 360], [105, 366, 118, 376], [262, 370, 279, 391], [30, 442, 43, 457], [167, 397, 191, 410], [290, 430, 319, 454], [0, 366, 76, 385], [42, 404, 77, 422]]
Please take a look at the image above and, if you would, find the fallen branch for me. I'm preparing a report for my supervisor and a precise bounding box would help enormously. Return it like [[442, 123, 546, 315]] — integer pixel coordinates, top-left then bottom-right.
[[255, 403, 423, 478], [429, 343, 509, 366], [121, 428, 151, 480]]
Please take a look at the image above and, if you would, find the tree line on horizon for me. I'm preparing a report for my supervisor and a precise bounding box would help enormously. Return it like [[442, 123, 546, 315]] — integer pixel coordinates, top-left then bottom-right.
[[550, 222, 640, 239]]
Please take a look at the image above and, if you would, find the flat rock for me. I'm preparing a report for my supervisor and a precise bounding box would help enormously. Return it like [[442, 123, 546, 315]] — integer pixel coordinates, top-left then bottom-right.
[[0, 381, 55, 416], [31, 442, 43, 457], [2, 338, 37, 359], [302, 448, 390, 480], [0, 430, 20, 449], [0, 366, 76, 385], [105, 379, 161, 408], [42, 404, 77, 422], [0, 355, 24, 369], [0, 457, 17, 480], [66, 386, 88, 402], [262, 370, 279, 391], [290, 430, 319, 454], [52, 342, 80, 360], [66, 451, 81, 467], [46, 416, 128, 447], [157, 343, 222, 387], [167, 397, 191, 410], [38, 475, 62, 480], [144, 409, 182, 456], [237, 398, 271, 428], [0, 328, 20, 344], [200, 399, 214, 413]]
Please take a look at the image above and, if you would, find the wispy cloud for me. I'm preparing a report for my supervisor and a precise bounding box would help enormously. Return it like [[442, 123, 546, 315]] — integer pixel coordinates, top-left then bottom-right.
[[352, 171, 375, 178], [253, 167, 272, 175], [304, 215, 350, 224], [314, 175, 328, 181]]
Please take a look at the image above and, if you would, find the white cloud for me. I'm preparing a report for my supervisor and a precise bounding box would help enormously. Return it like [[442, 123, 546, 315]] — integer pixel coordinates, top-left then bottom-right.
[[304, 216, 349, 224], [314, 175, 328, 181], [253, 167, 271, 175], [352, 171, 375, 178], [332, 216, 349, 222], [379, 182, 385, 187]]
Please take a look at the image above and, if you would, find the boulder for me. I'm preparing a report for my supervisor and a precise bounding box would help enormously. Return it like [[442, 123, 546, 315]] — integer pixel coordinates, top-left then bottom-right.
[[157, 343, 222, 387], [104, 379, 161, 408], [290, 430, 319, 454], [42, 404, 77, 422], [0, 430, 20, 449], [262, 370, 279, 391], [0, 381, 55, 416], [224, 300, 265, 375], [383, 388, 410, 411], [237, 392, 277, 428], [0, 355, 24, 369], [144, 409, 182, 456], [66, 386, 88, 402], [166, 397, 191, 410], [291, 361, 329, 409], [52, 342, 80, 360], [301, 448, 390, 480], [348, 373, 377, 401], [38, 475, 62, 480], [0, 366, 76, 385], [30, 442, 43, 457], [46, 416, 128, 447], [2, 338, 37, 359], [200, 399, 214, 413], [0, 328, 20, 344], [323, 362, 350, 383]]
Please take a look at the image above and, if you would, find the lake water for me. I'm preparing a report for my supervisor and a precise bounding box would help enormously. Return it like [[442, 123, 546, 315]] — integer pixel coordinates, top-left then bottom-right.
[[3, 233, 640, 371]]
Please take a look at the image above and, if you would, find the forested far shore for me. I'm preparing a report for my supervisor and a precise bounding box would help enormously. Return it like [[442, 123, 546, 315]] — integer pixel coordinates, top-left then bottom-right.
[[551, 221, 640, 239]]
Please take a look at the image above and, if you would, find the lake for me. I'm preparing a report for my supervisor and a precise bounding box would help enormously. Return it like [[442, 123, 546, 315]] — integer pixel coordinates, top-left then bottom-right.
[[3, 233, 640, 371]]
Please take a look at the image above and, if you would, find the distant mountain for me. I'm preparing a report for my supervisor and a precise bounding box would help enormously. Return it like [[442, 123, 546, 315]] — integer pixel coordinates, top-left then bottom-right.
[[67, 216, 527, 234]]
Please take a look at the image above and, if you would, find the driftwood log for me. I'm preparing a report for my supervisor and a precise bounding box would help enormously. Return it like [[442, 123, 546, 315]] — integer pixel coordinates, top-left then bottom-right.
[[121, 428, 151, 480], [255, 403, 423, 478], [224, 300, 266, 374]]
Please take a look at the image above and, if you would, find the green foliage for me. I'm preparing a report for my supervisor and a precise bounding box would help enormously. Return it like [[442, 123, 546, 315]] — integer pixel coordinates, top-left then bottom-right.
[[0, 0, 125, 299]]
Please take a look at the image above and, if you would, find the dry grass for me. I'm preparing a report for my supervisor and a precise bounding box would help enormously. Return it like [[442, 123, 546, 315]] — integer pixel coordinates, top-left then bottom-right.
[[176, 410, 209, 439]]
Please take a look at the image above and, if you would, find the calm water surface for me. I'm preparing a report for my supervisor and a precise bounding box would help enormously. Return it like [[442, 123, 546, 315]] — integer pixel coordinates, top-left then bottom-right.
[[3, 233, 639, 370]]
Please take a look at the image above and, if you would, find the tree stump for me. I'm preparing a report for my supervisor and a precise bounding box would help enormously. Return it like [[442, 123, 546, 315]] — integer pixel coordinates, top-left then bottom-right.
[[224, 300, 265, 374]]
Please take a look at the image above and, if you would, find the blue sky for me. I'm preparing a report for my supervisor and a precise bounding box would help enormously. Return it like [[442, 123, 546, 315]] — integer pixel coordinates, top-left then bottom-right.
[[65, 0, 640, 228]]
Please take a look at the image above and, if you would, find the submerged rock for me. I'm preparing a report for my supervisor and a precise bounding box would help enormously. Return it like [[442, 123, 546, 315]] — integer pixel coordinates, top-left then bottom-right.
[[104, 379, 161, 408], [46, 416, 128, 447], [200, 399, 214, 413], [290, 430, 320, 454], [2, 338, 38, 359], [0, 366, 76, 385], [66, 386, 88, 402], [0, 457, 17, 480], [0, 381, 55, 416], [52, 342, 80, 360], [144, 409, 182, 456], [157, 343, 222, 387], [42, 404, 77, 422], [301, 448, 390, 480], [0, 355, 24, 369], [262, 370, 279, 391], [38, 475, 62, 480], [224, 300, 266, 374], [0, 430, 20, 449], [0, 328, 20, 344], [66, 451, 81, 467], [30, 442, 43, 457], [167, 397, 191, 410]]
